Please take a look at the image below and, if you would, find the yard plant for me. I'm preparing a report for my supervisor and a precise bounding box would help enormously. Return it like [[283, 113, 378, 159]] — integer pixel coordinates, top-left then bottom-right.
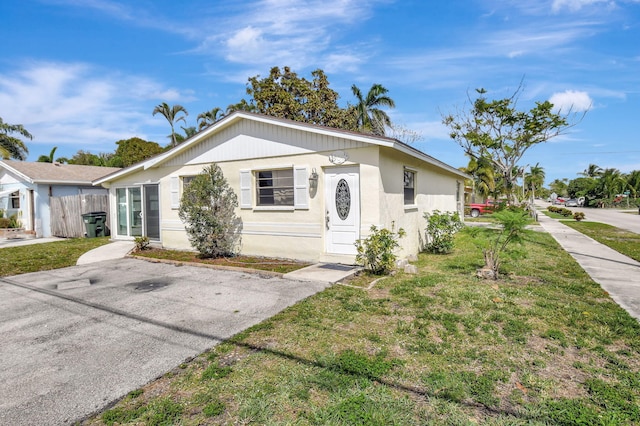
[[355, 225, 405, 275], [178, 164, 241, 258], [86, 229, 640, 425], [424, 210, 464, 254]]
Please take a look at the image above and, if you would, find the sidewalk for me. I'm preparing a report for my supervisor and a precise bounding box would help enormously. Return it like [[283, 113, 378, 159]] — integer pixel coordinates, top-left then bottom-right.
[[537, 213, 640, 322]]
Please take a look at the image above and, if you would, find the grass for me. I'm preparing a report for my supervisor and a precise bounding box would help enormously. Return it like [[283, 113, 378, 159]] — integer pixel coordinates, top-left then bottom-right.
[[562, 221, 640, 262], [133, 248, 310, 274], [82, 229, 640, 425], [0, 237, 110, 277]]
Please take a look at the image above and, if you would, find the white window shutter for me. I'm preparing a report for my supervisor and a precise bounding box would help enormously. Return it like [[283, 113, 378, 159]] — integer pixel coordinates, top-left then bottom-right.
[[293, 166, 308, 209], [239, 170, 252, 209], [170, 176, 180, 209]]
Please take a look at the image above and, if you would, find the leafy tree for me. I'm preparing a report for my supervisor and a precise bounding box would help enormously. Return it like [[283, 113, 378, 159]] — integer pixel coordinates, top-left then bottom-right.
[[178, 164, 241, 258], [197, 107, 223, 131], [67, 150, 114, 166], [567, 177, 597, 200], [351, 83, 395, 136], [443, 86, 578, 203], [152, 102, 188, 148], [244, 66, 356, 130], [0, 117, 31, 160], [110, 137, 164, 167], [549, 178, 569, 197], [37, 146, 58, 163]]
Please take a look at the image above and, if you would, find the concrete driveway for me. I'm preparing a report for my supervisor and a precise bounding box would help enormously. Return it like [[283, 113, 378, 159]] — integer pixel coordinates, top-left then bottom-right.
[[0, 258, 330, 426]]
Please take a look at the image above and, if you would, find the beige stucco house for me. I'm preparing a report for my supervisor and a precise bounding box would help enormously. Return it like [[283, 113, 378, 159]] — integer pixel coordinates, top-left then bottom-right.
[[95, 112, 467, 263]]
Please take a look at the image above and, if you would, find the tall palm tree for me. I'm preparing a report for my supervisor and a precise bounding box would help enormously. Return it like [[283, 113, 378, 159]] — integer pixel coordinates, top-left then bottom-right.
[[525, 163, 545, 199], [152, 103, 188, 148], [37, 146, 58, 163], [0, 117, 32, 160], [351, 84, 395, 136], [197, 107, 223, 131], [625, 170, 640, 199]]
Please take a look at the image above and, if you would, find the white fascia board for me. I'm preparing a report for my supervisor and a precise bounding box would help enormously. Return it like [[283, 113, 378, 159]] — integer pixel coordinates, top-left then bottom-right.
[[0, 161, 34, 184], [392, 142, 470, 179], [93, 163, 145, 186]]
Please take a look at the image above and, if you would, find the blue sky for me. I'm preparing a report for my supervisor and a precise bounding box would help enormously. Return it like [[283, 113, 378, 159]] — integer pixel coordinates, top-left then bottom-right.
[[1, 0, 639, 185]]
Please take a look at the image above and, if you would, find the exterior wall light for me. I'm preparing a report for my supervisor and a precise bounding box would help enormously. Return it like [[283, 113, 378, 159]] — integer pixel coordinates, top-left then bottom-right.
[[309, 168, 319, 189]]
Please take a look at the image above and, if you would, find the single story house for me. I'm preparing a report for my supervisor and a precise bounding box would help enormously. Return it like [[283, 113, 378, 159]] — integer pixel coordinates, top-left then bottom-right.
[[0, 161, 120, 237], [95, 112, 468, 263]]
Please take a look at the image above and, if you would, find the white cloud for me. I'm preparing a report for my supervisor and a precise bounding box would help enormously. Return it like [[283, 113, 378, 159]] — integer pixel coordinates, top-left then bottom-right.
[[551, 0, 613, 12], [0, 62, 191, 152], [549, 90, 593, 112]]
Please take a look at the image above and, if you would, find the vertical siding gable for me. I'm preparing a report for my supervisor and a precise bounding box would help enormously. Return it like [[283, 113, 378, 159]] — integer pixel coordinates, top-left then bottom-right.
[[161, 119, 369, 167]]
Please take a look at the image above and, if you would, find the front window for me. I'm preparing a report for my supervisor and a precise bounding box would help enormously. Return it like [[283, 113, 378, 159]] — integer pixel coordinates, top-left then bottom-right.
[[10, 191, 20, 209], [256, 169, 294, 206], [404, 170, 415, 205]]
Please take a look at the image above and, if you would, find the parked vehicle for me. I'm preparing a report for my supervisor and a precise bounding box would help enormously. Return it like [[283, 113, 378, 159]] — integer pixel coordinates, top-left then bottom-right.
[[565, 199, 579, 207], [467, 200, 496, 218]]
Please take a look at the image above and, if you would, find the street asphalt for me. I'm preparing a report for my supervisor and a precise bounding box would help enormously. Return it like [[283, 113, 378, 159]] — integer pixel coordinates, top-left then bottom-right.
[[0, 258, 330, 426]]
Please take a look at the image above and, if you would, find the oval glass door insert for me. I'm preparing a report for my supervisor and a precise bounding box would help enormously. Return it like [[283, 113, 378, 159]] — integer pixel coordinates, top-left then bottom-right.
[[335, 178, 351, 220]]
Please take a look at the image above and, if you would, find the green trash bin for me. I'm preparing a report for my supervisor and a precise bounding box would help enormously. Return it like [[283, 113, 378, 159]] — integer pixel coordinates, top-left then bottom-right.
[[82, 211, 107, 237]]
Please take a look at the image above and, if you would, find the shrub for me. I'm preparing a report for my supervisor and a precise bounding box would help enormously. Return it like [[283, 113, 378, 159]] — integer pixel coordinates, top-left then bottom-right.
[[424, 210, 464, 254], [134, 236, 151, 251], [355, 225, 405, 275], [178, 164, 241, 258], [573, 211, 585, 221], [0, 218, 9, 228]]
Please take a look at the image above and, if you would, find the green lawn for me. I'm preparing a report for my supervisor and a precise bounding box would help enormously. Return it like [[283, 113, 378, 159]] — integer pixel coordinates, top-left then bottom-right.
[[562, 221, 640, 262], [83, 229, 640, 425], [0, 237, 110, 277]]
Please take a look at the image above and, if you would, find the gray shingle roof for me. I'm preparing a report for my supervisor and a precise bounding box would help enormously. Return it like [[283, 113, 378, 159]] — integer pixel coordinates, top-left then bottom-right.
[[0, 160, 121, 184]]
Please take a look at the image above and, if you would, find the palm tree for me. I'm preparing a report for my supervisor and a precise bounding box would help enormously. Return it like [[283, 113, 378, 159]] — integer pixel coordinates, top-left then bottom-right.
[[597, 168, 626, 199], [580, 164, 603, 178], [0, 117, 32, 160], [525, 163, 545, 199], [197, 107, 223, 131], [225, 100, 257, 115], [152, 103, 188, 147], [351, 84, 395, 136], [462, 156, 496, 202], [37, 146, 58, 163], [174, 126, 198, 145], [625, 170, 640, 199]]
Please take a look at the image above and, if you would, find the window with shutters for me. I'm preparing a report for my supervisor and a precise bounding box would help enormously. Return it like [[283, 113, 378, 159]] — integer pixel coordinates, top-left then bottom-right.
[[256, 169, 294, 206]]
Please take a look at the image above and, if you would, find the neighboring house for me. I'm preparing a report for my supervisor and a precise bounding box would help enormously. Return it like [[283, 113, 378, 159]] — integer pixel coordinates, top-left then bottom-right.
[[0, 161, 120, 237], [95, 112, 468, 263]]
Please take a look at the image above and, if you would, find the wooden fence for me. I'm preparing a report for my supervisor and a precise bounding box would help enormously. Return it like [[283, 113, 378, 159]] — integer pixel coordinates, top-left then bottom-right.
[[50, 194, 110, 238]]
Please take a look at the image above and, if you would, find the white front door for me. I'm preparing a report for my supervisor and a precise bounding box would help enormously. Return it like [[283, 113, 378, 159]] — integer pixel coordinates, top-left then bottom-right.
[[325, 166, 360, 255]]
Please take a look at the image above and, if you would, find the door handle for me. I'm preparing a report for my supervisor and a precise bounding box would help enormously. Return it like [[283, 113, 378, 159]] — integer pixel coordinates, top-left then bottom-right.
[[325, 210, 330, 230]]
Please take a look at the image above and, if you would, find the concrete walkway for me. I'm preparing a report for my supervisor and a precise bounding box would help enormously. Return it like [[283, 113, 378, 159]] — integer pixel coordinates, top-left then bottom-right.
[[537, 213, 640, 322], [76, 240, 135, 265]]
